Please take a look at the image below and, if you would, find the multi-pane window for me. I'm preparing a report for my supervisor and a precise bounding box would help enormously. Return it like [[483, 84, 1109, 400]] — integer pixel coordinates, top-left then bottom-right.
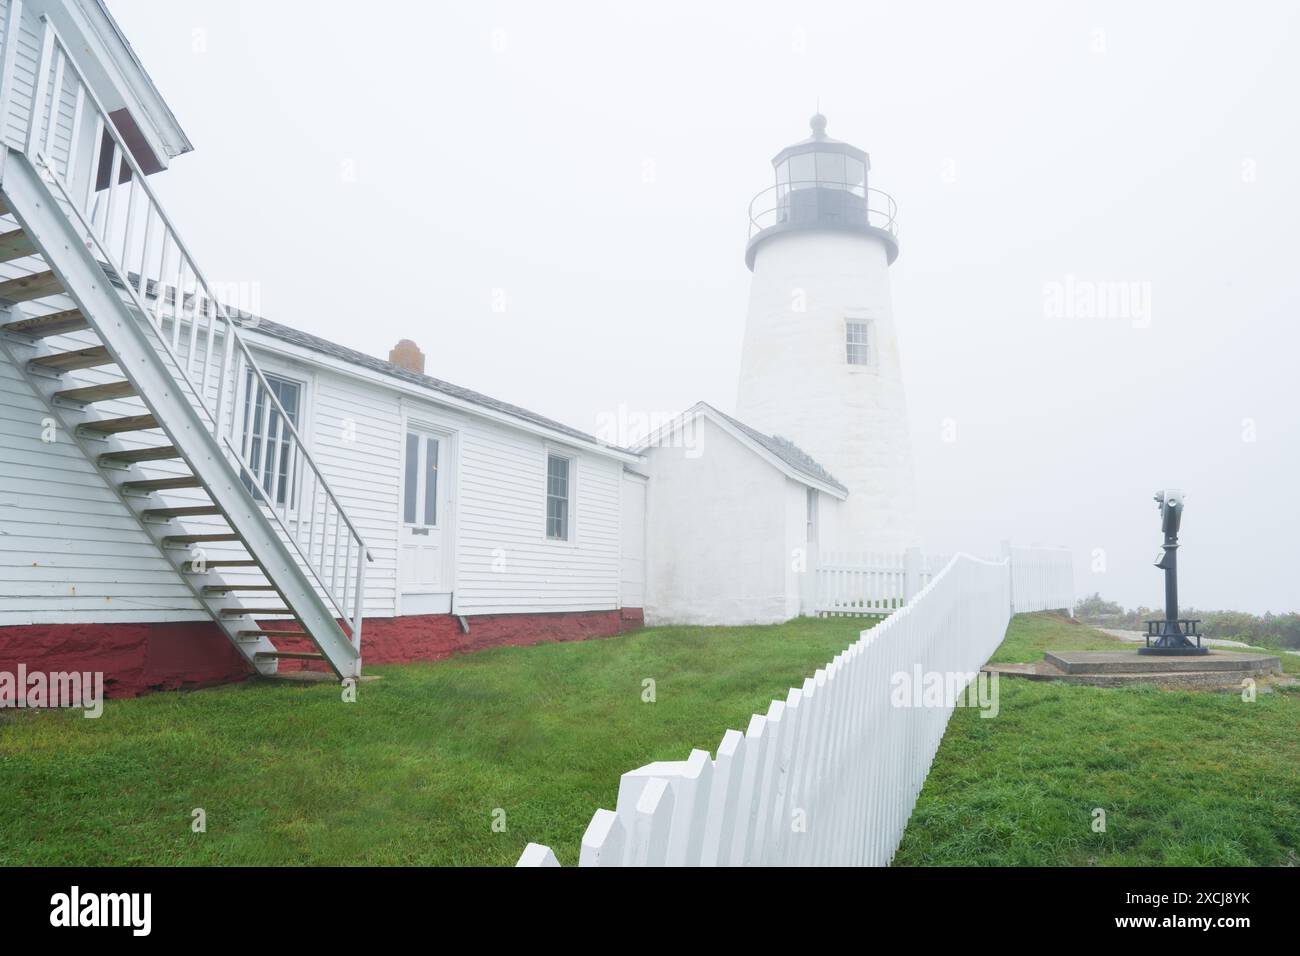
[[403, 432, 440, 526], [806, 487, 818, 545], [242, 371, 301, 506], [546, 454, 571, 541], [846, 320, 871, 366]]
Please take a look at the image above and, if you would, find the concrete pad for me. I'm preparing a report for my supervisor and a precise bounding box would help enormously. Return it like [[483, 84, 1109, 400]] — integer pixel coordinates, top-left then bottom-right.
[[1045, 650, 1280, 675], [983, 649, 1287, 690]]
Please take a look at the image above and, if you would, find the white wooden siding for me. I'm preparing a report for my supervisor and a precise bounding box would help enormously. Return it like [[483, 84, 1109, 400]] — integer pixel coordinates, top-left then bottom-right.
[[303, 365, 402, 617], [2, 0, 81, 176], [452, 420, 622, 615], [0, 336, 206, 624], [294, 362, 628, 618]]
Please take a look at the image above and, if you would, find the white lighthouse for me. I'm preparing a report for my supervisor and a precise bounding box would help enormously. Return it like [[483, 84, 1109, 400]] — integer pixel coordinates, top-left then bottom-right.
[[735, 115, 917, 551]]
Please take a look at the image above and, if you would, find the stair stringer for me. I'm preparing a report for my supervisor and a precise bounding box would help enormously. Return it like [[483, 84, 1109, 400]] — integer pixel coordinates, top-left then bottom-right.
[[0, 316, 287, 675], [0, 152, 361, 678]]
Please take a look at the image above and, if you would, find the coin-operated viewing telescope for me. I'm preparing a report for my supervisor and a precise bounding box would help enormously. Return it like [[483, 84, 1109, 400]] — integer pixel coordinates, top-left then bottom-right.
[[1140, 489, 1208, 655]]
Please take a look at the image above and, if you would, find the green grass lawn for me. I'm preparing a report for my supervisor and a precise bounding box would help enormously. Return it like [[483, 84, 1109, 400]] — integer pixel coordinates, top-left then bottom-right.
[[894, 614, 1300, 866], [0, 616, 870, 866], [4, 612, 1296, 866]]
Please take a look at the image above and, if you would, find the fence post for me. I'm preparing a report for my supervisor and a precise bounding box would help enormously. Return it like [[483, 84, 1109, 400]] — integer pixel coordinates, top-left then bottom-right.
[[1062, 544, 1075, 617], [903, 546, 921, 604], [1000, 540, 1014, 614]]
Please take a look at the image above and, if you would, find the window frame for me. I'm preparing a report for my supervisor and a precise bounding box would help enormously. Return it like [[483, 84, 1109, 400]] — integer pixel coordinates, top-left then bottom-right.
[[402, 428, 444, 531], [806, 486, 819, 546], [239, 368, 307, 509], [544, 450, 576, 544], [845, 318, 873, 368]]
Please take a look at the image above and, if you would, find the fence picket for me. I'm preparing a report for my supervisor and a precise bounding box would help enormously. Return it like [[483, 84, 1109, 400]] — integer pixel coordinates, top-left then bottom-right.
[[627, 777, 675, 866], [699, 728, 744, 866], [579, 808, 627, 867]]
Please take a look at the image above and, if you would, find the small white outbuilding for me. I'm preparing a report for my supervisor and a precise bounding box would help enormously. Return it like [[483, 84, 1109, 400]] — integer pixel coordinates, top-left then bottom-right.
[[634, 403, 848, 626]]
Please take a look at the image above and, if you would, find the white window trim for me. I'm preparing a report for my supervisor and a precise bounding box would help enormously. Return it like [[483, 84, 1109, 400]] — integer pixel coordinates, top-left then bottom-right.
[[844, 316, 877, 371], [402, 428, 446, 531], [236, 359, 313, 516], [544, 448, 578, 546]]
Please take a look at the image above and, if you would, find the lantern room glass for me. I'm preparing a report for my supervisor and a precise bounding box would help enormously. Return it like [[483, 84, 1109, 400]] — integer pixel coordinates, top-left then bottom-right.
[[775, 151, 867, 197]]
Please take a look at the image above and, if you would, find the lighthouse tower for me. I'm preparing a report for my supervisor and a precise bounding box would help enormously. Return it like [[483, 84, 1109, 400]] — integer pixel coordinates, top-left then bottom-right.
[[735, 115, 917, 551]]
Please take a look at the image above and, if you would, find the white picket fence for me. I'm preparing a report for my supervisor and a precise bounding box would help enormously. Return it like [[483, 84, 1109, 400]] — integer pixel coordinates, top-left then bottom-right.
[[805, 548, 951, 617], [518, 547, 1078, 867], [1007, 544, 1074, 614]]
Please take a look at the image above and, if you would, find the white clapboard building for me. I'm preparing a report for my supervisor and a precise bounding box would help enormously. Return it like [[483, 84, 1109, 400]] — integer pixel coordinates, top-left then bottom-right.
[[0, 0, 647, 693], [635, 402, 847, 626], [0, 1, 921, 693]]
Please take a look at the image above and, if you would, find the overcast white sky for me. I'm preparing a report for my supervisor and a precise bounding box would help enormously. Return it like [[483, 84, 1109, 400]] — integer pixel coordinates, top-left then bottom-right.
[[110, 0, 1299, 614]]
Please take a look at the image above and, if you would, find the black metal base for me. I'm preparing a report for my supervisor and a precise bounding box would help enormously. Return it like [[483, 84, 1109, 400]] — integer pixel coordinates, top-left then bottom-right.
[[1137, 645, 1210, 656], [1143, 618, 1204, 655]]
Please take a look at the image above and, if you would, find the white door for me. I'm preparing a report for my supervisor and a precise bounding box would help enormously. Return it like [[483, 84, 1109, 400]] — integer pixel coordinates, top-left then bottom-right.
[[400, 428, 451, 613]]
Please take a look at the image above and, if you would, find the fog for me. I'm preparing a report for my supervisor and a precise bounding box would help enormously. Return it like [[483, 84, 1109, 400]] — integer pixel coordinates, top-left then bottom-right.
[[109, 0, 1300, 613]]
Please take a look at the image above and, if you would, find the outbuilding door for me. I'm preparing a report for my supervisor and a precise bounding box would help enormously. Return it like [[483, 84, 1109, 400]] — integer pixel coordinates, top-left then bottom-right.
[[399, 426, 452, 613]]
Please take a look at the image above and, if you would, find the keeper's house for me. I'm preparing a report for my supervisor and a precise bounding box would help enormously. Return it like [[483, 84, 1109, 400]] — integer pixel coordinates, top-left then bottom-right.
[[0, 0, 645, 695]]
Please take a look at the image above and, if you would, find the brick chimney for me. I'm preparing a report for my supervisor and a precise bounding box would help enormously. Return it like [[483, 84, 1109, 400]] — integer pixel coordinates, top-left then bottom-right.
[[388, 339, 425, 375]]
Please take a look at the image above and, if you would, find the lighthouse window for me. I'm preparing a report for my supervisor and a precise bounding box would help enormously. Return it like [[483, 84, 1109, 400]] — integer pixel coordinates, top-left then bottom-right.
[[846, 157, 866, 195], [846, 321, 871, 366], [788, 152, 816, 186], [816, 152, 846, 188]]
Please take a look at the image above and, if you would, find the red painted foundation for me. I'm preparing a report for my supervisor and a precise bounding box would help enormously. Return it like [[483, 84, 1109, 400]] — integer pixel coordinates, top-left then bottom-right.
[[272, 607, 644, 673], [0, 621, 249, 698], [0, 608, 645, 697]]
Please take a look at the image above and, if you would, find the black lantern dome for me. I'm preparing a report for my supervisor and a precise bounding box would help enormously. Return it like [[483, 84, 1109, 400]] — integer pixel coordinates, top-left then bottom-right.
[[745, 114, 899, 270]]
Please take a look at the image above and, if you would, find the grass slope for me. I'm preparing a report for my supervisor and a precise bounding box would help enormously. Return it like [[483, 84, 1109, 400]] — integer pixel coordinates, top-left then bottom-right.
[[0, 616, 869, 866], [894, 614, 1300, 866], [4, 613, 1295, 866]]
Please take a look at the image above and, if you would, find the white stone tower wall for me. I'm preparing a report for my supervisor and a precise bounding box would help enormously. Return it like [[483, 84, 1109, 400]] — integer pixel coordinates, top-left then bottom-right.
[[736, 229, 917, 551]]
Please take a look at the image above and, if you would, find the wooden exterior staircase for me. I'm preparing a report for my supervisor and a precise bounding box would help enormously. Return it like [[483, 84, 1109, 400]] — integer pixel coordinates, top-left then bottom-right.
[[0, 15, 367, 678]]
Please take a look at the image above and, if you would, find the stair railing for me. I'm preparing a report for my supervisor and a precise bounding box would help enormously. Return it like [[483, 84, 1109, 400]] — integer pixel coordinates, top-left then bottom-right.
[[14, 15, 368, 646]]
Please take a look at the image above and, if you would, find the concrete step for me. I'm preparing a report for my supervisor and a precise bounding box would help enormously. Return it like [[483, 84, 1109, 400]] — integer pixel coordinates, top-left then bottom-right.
[[1044, 650, 1280, 675]]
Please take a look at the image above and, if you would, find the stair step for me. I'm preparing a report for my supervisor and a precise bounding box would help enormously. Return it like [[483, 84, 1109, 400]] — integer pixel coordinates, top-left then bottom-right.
[[239, 629, 306, 639], [221, 607, 293, 617], [80, 413, 160, 435], [1, 308, 88, 339], [0, 228, 37, 263], [142, 505, 221, 520], [29, 345, 113, 372], [122, 475, 202, 493], [163, 533, 240, 546], [99, 444, 181, 465], [0, 269, 63, 303], [253, 651, 322, 661], [202, 584, 278, 595], [54, 379, 137, 404], [184, 559, 258, 572]]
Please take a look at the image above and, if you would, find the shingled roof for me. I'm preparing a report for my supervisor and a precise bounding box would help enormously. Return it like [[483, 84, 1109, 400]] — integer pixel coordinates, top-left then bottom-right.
[[632, 402, 846, 495], [108, 265, 618, 450], [241, 315, 616, 449], [704, 404, 848, 495]]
